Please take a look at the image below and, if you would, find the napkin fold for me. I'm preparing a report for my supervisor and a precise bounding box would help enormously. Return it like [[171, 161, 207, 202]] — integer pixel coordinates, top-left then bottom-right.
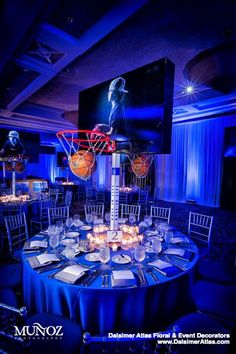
[[164, 248, 194, 261], [148, 259, 181, 277], [24, 240, 48, 251], [52, 265, 89, 284], [28, 254, 60, 269], [111, 270, 136, 287]]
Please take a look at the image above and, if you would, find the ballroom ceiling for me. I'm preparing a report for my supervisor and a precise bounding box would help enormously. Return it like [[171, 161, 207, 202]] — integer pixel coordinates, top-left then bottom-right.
[[0, 0, 236, 145]]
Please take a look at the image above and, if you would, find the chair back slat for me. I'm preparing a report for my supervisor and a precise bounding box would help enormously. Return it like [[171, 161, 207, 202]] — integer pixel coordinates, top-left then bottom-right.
[[120, 204, 141, 221], [188, 211, 213, 245], [84, 204, 104, 219], [150, 206, 171, 224], [4, 212, 28, 255], [48, 206, 69, 225]]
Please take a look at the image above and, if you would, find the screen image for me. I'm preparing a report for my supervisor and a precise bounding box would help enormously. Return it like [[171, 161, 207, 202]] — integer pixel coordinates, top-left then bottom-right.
[[0, 128, 40, 163], [224, 127, 236, 157], [57, 152, 69, 167], [79, 57, 175, 154], [32, 180, 48, 192]]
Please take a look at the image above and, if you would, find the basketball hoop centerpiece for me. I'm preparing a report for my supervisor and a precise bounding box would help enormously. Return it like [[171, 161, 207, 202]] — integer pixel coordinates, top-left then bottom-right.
[[56, 130, 116, 181], [128, 154, 154, 178]]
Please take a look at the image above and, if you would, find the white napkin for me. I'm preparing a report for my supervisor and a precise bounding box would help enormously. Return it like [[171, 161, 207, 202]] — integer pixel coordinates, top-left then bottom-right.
[[30, 240, 48, 248], [36, 253, 60, 265], [112, 270, 134, 280]]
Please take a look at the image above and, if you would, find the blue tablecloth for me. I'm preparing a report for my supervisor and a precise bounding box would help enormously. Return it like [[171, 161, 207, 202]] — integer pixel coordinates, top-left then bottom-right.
[[23, 229, 199, 334]]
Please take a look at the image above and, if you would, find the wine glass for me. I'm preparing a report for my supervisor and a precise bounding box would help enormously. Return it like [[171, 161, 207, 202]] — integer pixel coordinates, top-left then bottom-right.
[[152, 237, 162, 255], [55, 220, 64, 235], [129, 213, 136, 226], [66, 217, 73, 231], [49, 233, 60, 252], [99, 244, 110, 270], [64, 244, 76, 264], [48, 224, 56, 238], [105, 212, 110, 224], [73, 214, 80, 227], [164, 229, 174, 244], [144, 215, 152, 228], [86, 213, 93, 225], [134, 245, 146, 268]]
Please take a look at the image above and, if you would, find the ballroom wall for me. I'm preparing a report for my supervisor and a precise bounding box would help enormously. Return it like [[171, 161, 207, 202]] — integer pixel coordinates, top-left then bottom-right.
[[155, 114, 236, 207], [2, 114, 236, 208]]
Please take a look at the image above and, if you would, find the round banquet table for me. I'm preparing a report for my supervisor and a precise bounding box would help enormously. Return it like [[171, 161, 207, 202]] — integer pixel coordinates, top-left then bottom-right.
[[22, 229, 199, 335]]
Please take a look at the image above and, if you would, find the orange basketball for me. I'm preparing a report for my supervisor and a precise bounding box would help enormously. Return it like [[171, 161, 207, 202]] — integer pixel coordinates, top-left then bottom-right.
[[131, 155, 149, 178], [5, 162, 13, 171], [69, 150, 96, 179], [15, 162, 25, 173]]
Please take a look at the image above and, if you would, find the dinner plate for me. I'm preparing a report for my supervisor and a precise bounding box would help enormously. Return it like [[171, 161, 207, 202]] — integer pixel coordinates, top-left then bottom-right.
[[112, 254, 131, 264], [60, 238, 75, 246], [79, 225, 93, 231], [79, 246, 95, 253], [85, 253, 100, 262], [61, 248, 80, 257], [67, 232, 80, 238]]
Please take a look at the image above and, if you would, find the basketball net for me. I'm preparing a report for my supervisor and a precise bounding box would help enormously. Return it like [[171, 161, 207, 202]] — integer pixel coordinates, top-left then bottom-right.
[[127, 153, 154, 179], [56, 130, 115, 181]]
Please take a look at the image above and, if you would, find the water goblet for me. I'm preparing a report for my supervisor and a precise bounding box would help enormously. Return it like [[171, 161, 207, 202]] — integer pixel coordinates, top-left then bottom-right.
[[164, 229, 174, 244], [129, 213, 136, 226], [49, 233, 60, 252], [48, 224, 56, 238], [55, 220, 64, 235], [144, 215, 152, 228], [86, 213, 93, 225], [66, 217, 73, 231], [99, 244, 110, 270], [73, 214, 80, 227], [105, 212, 110, 224], [152, 237, 162, 255], [64, 244, 76, 265], [134, 245, 146, 268]]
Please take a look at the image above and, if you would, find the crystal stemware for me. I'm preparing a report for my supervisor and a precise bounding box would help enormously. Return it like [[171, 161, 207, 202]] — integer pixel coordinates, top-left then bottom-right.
[[129, 213, 136, 226], [64, 244, 76, 265], [86, 213, 93, 225], [49, 233, 60, 252], [164, 229, 174, 244], [134, 245, 146, 268], [66, 217, 73, 231], [152, 237, 162, 255], [105, 212, 110, 224], [99, 244, 110, 270]]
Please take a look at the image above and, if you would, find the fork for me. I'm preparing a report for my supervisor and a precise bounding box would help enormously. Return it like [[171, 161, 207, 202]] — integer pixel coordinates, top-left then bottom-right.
[[145, 267, 159, 283]]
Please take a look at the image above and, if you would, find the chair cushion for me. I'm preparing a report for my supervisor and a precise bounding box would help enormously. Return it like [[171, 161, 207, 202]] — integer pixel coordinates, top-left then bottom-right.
[[0, 288, 17, 306], [168, 312, 230, 354], [0, 263, 22, 289], [28, 313, 83, 354], [197, 258, 236, 285], [193, 280, 236, 325]]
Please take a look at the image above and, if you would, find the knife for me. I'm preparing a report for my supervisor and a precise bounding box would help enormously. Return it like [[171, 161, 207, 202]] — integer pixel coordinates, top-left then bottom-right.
[[84, 270, 103, 287], [37, 263, 63, 273]]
